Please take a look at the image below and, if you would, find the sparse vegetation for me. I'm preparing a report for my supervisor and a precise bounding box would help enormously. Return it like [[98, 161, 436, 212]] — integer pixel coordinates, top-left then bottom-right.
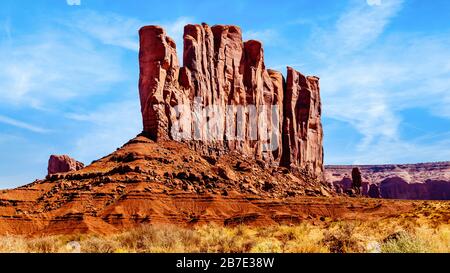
[[0, 219, 448, 253]]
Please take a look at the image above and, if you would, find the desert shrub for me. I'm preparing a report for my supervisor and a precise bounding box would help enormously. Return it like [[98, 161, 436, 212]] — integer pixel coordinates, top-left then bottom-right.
[[322, 222, 364, 253], [115, 224, 201, 253], [81, 236, 120, 253], [281, 225, 327, 253], [381, 231, 428, 253], [194, 224, 259, 253], [143, 225, 200, 252], [114, 225, 159, 251], [0, 236, 27, 253], [420, 225, 450, 253], [196, 224, 239, 252], [250, 238, 282, 253], [26, 236, 66, 253], [0, 220, 448, 253], [381, 226, 450, 253]]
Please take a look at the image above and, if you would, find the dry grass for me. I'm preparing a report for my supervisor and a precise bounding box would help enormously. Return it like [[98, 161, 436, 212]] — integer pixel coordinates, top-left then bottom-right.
[[0, 219, 448, 253]]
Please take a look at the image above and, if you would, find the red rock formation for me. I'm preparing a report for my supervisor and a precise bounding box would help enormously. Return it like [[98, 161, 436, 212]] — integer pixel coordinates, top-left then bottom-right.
[[47, 155, 84, 175], [139, 23, 323, 178], [368, 184, 381, 198], [281, 67, 323, 176], [325, 162, 450, 200], [139, 26, 182, 141]]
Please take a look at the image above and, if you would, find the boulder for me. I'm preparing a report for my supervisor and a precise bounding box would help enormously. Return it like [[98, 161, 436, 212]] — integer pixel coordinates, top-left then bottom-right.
[[48, 155, 84, 175]]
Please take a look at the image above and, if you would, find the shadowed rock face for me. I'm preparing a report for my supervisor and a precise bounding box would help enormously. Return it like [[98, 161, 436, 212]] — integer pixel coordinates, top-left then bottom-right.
[[368, 184, 381, 198], [138, 23, 323, 178], [48, 155, 84, 175], [325, 162, 450, 200], [380, 178, 450, 200]]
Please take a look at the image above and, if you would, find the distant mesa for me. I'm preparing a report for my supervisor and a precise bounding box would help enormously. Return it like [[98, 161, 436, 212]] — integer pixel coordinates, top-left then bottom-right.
[[325, 162, 450, 200]]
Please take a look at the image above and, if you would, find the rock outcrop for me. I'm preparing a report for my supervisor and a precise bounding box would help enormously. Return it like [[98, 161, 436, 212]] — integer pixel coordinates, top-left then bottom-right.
[[281, 68, 323, 175], [47, 155, 84, 175], [368, 184, 381, 198], [325, 162, 450, 200], [139, 23, 323, 178]]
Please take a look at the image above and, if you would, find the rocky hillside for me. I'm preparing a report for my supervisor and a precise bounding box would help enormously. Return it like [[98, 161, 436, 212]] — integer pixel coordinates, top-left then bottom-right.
[[325, 162, 450, 200], [1, 135, 434, 236], [0, 136, 335, 235]]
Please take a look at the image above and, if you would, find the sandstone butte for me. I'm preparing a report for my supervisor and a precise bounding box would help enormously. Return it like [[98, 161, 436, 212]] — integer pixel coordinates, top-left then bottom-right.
[[138, 24, 323, 176], [0, 24, 442, 236]]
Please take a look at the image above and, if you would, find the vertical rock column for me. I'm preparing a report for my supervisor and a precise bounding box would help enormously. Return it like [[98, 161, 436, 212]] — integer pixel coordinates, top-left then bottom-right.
[[139, 26, 180, 141], [281, 67, 323, 176]]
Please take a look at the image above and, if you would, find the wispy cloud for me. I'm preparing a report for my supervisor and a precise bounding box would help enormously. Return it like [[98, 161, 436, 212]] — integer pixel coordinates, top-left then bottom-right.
[[67, 10, 141, 51], [0, 115, 48, 133], [68, 11, 193, 54], [1, 18, 12, 41], [0, 29, 126, 109], [244, 28, 280, 47], [66, 0, 81, 6], [299, 0, 450, 163], [66, 99, 141, 163], [310, 0, 405, 148], [320, 34, 450, 148], [162, 16, 194, 52], [312, 0, 403, 58]]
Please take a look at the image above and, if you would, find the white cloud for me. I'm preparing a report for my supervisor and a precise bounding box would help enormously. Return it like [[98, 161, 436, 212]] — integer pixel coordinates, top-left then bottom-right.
[[313, 0, 403, 57], [243, 28, 280, 47], [68, 11, 193, 56], [0, 29, 126, 109], [66, 0, 81, 6], [67, 11, 141, 51], [1, 19, 11, 41], [320, 34, 450, 145], [367, 0, 382, 6], [66, 100, 141, 163], [0, 115, 48, 133], [353, 138, 450, 164], [162, 17, 194, 53], [300, 0, 450, 164]]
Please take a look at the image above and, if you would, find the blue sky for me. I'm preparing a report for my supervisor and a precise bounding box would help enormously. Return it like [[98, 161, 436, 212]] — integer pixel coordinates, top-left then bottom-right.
[[0, 0, 449, 188]]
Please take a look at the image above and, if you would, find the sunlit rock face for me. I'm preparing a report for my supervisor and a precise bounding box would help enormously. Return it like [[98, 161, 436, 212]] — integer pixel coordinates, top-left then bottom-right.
[[138, 23, 323, 178]]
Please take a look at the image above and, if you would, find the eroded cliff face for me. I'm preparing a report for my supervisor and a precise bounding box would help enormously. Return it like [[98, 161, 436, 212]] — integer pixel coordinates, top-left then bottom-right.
[[281, 68, 323, 176], [139, 23, 323, 178]]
